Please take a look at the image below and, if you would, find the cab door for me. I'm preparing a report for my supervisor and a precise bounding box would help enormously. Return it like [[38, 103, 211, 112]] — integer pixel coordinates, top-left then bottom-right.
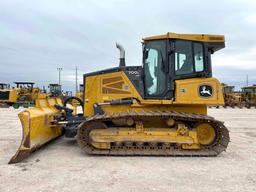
[[143, 40, 173, 100]]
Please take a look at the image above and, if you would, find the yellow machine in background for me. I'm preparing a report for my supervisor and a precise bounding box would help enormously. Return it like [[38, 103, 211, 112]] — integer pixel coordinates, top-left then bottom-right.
[[221, 83, 242, 108], [241, 85, 256, 108], [9, 32, 230, 164], [48, 83, 73, 99], [48, 84, 62, 97], [12, 82, 48, 108], [220, 83, 256, 108], [0, 82, 47, 108], [0, 83, 18, 107]]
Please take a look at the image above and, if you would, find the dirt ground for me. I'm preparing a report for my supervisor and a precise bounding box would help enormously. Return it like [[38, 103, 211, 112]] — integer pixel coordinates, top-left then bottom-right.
[[0, 108, 256, 192]]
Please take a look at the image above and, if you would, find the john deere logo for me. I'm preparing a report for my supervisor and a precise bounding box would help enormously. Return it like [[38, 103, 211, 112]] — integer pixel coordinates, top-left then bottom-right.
[[199, 85, 213, 97]]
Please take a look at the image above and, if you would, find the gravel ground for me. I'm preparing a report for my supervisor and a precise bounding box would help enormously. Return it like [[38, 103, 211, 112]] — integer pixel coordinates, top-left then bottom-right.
[[0, 107, 256, 192]]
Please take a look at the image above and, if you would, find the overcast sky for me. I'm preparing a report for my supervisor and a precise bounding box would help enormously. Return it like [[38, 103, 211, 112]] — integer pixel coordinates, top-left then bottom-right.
[[0, 0, 256, 92]]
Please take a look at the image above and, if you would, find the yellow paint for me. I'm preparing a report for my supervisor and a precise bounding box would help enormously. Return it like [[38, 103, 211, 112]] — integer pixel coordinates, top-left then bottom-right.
[[0, 88, 18, 103], [83, 71, 224, 117], [9, 97, 63, 163], [90, 127, 199, 149], [0, 87, 47, 105], [75, 91, 83, 101], [143, 32, 224, 42], [196, 123, 216, 145], [84, 71, 142, 117], [174, 77, 224, 105]]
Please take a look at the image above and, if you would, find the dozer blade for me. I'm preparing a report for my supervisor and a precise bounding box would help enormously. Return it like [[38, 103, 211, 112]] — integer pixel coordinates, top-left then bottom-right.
[[9, 98, 64, 164]]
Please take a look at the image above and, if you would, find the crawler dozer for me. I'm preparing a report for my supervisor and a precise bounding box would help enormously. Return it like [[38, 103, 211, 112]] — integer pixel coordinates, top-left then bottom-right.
[[47, 84, 72, 101], [48, 84, 62, 97], [9, 32, 230, 164], [12, 82, 47, 108], [221, 83, 242, 108], [0, 82, 47, 108], [241, 85, 256, 108]]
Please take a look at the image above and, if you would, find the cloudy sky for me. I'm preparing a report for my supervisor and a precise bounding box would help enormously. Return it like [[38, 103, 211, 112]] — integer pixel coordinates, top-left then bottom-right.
[[0, 0, 256, 92]]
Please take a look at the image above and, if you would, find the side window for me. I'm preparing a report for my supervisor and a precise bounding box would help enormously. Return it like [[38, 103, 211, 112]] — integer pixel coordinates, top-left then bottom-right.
[[144, 40, 166, 96], [194, 43, 204, 72], [175, 41, 193, 75], [145, 49, 158, 95], [175, 40, 204, 75]]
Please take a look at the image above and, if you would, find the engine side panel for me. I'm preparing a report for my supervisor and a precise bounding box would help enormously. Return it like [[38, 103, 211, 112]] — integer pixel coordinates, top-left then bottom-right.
[[83, 70, 225, 117], [174, 78, 224, 105], [84, 70, 142, 117]]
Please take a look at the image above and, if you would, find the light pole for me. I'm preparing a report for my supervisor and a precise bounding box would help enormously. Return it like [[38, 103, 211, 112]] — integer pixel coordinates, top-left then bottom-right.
[[57, 67, 63, 85], [75, 66, 78, 93]]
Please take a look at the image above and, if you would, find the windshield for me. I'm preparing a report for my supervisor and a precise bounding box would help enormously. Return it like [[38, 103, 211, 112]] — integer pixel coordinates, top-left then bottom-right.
[[144, 40, 166, 96], [50, 85, 61, 96]]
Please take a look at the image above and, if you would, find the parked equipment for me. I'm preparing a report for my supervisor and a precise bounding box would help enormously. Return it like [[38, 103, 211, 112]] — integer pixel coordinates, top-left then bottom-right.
[[9, 32, 230, 164], [241, 85, 256, 108], [0, 82, 47, 108], [221, 83, 242, 108], [0, 83, 16, 107], [219, 83, 256, 108], [48, 84, 62, 97], [12, 82, 47, 108]]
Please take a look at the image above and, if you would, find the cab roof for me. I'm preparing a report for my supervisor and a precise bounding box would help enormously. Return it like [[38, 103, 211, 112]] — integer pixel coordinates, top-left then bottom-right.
[[143, 32, 225, 43], [242, 85, 256, 89], [49, 84, 60, 86]]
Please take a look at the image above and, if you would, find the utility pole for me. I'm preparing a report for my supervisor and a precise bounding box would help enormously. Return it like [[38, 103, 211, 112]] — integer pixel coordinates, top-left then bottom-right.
[[57, 67, 63, 85], [75, 66, 78, 93], [246, 74, 248, 87]]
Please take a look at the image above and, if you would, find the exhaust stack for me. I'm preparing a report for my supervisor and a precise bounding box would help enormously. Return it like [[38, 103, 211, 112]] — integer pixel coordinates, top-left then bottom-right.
[[116, 43, 125, 67]]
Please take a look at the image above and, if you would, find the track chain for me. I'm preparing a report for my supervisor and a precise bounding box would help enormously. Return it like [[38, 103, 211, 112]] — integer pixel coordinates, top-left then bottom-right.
[[77, 111, 230, 156]]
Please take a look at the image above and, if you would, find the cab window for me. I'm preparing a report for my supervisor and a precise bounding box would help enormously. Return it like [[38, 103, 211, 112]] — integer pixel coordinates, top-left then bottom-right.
[[194, 43, 204, 72], [175, 40, 204, 75], [144, 40, 166, 96]]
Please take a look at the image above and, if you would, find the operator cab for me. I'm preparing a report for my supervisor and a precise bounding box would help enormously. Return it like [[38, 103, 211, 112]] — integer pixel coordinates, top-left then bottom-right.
[[14, 82, 34, 92], [0, 83, 10, 90], [49, 84, 62, 97], [79, 84, 84, 92], [142, 32, 225, 99]]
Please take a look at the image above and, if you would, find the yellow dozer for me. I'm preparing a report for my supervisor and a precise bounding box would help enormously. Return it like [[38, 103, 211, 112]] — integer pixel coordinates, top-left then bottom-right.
[[0, 82, 47, 108], [0, 83, 18, 107], [48, 84, 62, 97], [9, 32, 230, 164]]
